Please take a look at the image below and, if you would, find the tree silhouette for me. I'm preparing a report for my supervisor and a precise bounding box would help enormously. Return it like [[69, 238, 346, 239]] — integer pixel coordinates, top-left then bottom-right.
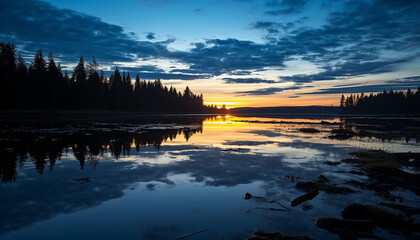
[[340, 87, 420, 114], [0, 42, 225, 114]]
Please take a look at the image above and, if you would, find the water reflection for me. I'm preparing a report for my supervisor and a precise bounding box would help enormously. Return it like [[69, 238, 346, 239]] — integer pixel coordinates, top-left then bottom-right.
[[3, 115, 418, 183], [0, 118, 206, 183], [0, 115, 419, 240]]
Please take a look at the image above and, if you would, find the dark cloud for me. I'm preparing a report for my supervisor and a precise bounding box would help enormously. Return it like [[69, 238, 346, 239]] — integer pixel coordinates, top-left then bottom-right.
[[258, 0, 420, 83], [146, 32, 156, 40], [402, 75, 420, 81], [237, 86, 301, 95], [280, 59, 409, 83], [193, 8, 202, 13], [110, 67, 209, 80], [251, 21, 295, 34], [172, 0, 420, 82], [302, 80, 420, 95], [121, 65, 165, 73], [222, 77, 276, 84], [231, 70, 253, 75], [172, 38, 286, 76], [1, 0, 419, 88], [0, 0, 172, 64], [134, 72, 209, 80]]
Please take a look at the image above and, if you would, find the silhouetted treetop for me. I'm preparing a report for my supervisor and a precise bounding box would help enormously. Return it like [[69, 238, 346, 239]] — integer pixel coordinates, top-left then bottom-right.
[[339, 87, 420, 114], [0, 42, 225, 114]]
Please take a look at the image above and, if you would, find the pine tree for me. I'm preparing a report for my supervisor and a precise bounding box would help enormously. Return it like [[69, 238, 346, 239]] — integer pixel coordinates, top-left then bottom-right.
[[29, 49, 47, 109], [16, 52, 28, 80], [340, 95, 345, 108], [0, 42, 219, 114], [134, 74, 140, 92], [73, 56, 86, 83], [183, 86, 192, 98], [72, 56, 87, 109]]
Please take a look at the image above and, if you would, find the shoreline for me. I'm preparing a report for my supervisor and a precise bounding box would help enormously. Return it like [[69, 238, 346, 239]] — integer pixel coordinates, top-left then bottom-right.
[[0, 110, 224, 121]]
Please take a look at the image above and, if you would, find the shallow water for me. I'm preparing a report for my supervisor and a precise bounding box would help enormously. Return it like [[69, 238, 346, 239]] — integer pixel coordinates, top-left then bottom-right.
[[0, 115, 419, 240]]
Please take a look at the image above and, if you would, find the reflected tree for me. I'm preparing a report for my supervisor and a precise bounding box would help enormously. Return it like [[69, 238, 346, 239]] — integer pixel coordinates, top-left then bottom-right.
[[0, 118, 207, 182]]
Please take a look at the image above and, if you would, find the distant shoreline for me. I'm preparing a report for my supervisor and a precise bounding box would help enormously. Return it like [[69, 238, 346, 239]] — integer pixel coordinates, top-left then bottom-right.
[[0, 110, 223, 122], [1, 110, 419, 123]]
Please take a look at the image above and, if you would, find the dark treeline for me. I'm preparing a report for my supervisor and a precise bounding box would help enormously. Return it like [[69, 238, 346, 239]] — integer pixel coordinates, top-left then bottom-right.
[[0, 43, 226, 113], [339, 87, 420, 114]]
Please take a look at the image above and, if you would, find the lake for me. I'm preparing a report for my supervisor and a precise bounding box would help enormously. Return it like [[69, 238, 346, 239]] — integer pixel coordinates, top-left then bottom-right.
[[0, 115, 419, 240]]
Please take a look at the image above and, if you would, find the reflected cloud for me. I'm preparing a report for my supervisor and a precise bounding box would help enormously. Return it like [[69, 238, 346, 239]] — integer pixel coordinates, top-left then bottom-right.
[[0, 116, 418, 236]]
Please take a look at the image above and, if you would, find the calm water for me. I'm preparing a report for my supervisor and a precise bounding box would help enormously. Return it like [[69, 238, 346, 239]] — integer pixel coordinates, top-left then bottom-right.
[[0, 115, 419, 240]]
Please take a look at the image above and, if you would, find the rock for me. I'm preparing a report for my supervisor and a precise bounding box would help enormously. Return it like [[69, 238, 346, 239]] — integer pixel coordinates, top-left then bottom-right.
[[323, 161, 342, 166], [364, 205, 408, 229], [244, 192, 264, 200], [290, 190, 319, 207], [316, 218, 374, 233], [342, 203, 408, 229], [317, 175, 330, 184], [296, 175, 355, 194], [244, 192, 253, 200], [70, 177, 92, 183], [342, 203, 370, 220]]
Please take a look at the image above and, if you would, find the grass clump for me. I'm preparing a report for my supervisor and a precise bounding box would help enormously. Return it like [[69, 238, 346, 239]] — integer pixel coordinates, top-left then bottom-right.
[[350, 150, 388, 159], [298, 128, 320, 133]]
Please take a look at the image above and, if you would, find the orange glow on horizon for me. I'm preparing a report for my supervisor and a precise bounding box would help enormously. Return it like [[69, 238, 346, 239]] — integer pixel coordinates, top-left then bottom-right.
[[203, 93, 342, 108]]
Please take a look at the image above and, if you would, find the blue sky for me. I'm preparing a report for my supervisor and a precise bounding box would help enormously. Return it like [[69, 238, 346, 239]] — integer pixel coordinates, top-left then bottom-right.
[[1, 0, 419, 107]]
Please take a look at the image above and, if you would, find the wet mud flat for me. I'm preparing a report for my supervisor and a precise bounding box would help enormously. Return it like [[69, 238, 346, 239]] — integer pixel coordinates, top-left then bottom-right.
[[245, 150, 420, 240], [236, 116, 420, 239]]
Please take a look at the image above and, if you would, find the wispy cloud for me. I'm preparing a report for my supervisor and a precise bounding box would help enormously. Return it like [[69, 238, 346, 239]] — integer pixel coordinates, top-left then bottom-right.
[[301, 78, 420, 94], [237, 86, 302, 95], [223, 77, 276, 84]]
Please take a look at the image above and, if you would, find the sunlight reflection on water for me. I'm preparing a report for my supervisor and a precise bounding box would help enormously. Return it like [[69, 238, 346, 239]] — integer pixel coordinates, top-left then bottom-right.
[[0, 115, 418, 240]]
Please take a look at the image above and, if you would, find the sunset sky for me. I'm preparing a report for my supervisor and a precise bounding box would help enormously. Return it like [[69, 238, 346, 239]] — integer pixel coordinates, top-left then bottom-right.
[[1, 0, 419, 107]]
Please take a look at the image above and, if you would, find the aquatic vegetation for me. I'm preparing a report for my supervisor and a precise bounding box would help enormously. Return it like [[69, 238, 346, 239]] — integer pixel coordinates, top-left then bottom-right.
[[295, 175, 356, 194], [298, 128, 320, 133]]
